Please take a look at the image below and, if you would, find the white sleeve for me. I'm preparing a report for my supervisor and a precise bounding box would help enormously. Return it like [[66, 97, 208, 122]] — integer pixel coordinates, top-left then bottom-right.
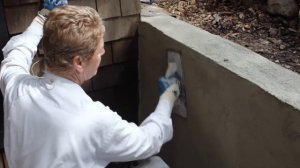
[[95, 99, 173, 162], [0, 16, 43, 95]]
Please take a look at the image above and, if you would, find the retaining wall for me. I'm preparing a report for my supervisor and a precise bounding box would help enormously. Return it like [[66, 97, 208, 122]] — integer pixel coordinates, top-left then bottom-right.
[[139, 5, 300, 168]]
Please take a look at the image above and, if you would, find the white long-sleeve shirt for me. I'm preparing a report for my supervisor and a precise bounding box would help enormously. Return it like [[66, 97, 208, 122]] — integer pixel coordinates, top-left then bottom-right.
[[0, 17, 173, 168]]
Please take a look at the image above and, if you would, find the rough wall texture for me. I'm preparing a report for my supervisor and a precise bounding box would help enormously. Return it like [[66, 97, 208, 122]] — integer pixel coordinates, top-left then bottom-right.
[[1, 0, 141, 149], [139, 6, 300, 168]]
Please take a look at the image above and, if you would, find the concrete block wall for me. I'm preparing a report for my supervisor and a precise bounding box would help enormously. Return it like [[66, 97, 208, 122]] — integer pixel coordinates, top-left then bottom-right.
[[1, 0, 141, 148], [139, 6, 300, 168]]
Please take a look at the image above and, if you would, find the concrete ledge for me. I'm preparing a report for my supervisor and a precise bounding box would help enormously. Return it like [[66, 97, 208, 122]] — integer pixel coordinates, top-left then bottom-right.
[[139, 5, 300, 168]]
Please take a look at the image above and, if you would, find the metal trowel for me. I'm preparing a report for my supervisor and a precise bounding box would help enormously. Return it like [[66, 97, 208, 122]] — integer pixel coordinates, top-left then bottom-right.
[[166, 50, 187, 118]]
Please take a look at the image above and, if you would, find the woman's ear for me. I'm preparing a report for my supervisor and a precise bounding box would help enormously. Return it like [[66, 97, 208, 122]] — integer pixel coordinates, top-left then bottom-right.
[[72, 55, 84, 72]]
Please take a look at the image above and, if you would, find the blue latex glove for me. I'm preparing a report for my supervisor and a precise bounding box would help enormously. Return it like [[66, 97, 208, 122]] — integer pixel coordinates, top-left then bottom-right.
[[158, 76, 179, 95], [43, 0, 68, 10]]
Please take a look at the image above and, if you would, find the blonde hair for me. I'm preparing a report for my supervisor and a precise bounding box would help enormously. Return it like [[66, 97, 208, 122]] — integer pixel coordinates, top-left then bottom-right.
[[43, 5, 105, 72]]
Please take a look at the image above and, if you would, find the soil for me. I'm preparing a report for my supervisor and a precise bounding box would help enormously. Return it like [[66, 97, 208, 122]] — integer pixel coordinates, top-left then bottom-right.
[[154, 0, 300, 74]]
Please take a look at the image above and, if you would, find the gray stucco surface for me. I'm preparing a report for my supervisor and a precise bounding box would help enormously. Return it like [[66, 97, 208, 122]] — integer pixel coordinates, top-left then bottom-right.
[[139, 5, 300, 168]]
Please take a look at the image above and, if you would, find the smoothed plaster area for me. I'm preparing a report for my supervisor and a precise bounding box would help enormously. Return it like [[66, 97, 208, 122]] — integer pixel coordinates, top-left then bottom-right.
[[139, 5, 300, 168]]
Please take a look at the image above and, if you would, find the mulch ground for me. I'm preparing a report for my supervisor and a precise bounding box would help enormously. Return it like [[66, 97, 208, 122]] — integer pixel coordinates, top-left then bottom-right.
[[154, 0, 300, 74]]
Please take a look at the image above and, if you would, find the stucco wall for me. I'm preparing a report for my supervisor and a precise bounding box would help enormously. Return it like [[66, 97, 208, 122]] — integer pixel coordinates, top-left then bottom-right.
[[139, 6, 300, 168]]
